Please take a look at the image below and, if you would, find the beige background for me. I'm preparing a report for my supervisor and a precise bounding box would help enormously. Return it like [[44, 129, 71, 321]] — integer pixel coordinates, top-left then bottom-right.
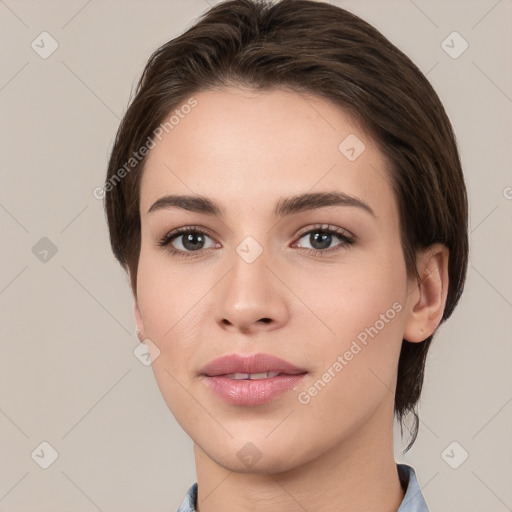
[[1, 0, 511, 510]]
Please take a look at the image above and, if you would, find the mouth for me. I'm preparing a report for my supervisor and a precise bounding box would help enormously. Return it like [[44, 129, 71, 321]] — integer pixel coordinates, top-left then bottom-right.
[[222, 371, 282, 380], [200, 353, 307, 406]]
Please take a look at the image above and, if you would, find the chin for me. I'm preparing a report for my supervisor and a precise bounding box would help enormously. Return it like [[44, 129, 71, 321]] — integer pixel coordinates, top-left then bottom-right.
[[213, 447, 305, 475], [195, 431, 323, 476]]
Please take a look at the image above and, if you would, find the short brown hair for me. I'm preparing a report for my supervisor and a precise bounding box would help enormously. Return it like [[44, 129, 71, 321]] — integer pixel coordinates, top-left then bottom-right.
[[104, 0, 468, 450]]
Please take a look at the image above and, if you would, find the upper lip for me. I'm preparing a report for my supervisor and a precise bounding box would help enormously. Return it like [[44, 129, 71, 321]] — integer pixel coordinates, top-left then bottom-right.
[[200, 353, 307, 377]]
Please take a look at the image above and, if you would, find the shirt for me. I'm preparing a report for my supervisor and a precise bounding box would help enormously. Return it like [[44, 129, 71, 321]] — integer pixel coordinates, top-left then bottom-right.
[[176, 463, 429, 511]]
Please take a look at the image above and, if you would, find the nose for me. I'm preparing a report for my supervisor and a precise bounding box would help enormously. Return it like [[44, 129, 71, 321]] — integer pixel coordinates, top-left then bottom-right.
[[215, 248, 289, 335]]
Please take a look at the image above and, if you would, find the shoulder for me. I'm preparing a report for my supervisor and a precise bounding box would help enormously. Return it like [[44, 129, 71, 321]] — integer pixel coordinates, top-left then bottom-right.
[[176, 482, 198, 512], [396, 464, 430, 512]]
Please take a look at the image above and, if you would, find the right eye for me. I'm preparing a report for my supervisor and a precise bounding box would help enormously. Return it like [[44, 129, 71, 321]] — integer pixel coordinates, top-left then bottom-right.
[[157, 226, 220, 257]]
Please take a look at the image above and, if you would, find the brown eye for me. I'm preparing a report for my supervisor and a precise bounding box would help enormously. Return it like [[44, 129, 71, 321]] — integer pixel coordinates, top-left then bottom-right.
[[307, 231, 335, 250], [293, 225, 355, 256], [158, 227, 218, 256], [177, 232, 207, 251], [299, 229, 353, 251]]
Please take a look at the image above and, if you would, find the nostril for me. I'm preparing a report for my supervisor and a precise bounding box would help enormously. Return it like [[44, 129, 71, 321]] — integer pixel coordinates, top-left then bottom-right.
[[260, 318, 272, 323]]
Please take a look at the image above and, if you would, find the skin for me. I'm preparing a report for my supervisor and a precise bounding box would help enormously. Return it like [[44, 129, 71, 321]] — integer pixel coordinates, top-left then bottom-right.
[[133, 87, 449, 512]]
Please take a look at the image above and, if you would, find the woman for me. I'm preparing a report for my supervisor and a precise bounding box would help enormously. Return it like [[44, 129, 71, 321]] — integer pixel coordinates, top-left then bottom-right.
[[104, 1, 468, 510]]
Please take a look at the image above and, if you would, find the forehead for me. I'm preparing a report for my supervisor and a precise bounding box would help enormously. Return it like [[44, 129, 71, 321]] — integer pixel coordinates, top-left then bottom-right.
[[140, 87, 394, 219]]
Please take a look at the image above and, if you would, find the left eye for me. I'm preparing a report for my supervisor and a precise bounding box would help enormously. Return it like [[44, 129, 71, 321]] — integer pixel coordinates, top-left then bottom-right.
[[294, 228, 354, 252]]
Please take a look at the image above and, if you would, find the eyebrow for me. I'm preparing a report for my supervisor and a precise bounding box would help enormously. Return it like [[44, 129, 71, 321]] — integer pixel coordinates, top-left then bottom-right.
[[147, 191, 375, 217]]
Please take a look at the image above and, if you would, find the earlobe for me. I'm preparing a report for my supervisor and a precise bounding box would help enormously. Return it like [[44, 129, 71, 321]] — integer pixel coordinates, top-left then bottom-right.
[[403, 244, 449, 343]]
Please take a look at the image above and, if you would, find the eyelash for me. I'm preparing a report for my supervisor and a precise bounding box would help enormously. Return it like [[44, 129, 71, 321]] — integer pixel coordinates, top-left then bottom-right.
[[156, 224, 356, 258]]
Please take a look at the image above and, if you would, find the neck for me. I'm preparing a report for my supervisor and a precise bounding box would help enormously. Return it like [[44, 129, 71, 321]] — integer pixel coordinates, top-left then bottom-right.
[[193, 406, 405, 512]]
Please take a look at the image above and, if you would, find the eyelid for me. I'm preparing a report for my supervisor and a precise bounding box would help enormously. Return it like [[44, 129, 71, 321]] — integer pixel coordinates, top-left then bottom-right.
[[158, 225, 215, 242], [294, 223, 355, 240]]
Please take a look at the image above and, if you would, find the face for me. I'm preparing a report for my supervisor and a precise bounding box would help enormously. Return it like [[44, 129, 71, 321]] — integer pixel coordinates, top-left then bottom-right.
[[135, 87, 416, 473]]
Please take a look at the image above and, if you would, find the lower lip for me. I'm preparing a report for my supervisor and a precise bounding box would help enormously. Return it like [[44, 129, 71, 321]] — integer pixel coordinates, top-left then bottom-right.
[[203, 374, 306, 406]]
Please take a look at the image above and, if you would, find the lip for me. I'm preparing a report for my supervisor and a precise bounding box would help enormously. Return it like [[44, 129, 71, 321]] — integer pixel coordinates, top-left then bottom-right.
[[200, 353, 307, 406], [201, 353, 306, 376]]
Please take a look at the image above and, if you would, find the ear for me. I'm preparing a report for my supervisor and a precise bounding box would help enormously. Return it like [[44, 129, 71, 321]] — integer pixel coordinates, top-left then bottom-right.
[[133, 295, 145, 343], [403, 244, 449, 343]]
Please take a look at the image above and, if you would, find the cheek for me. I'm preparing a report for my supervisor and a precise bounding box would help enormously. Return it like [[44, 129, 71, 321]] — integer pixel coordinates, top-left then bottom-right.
[[136, 251, 199, 357], [302, 253, 405, 340], [295, 245, 407, 398], [292, 265, 406, 434], [136, 258, 174, 337], [136, 255, 206, 424]]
